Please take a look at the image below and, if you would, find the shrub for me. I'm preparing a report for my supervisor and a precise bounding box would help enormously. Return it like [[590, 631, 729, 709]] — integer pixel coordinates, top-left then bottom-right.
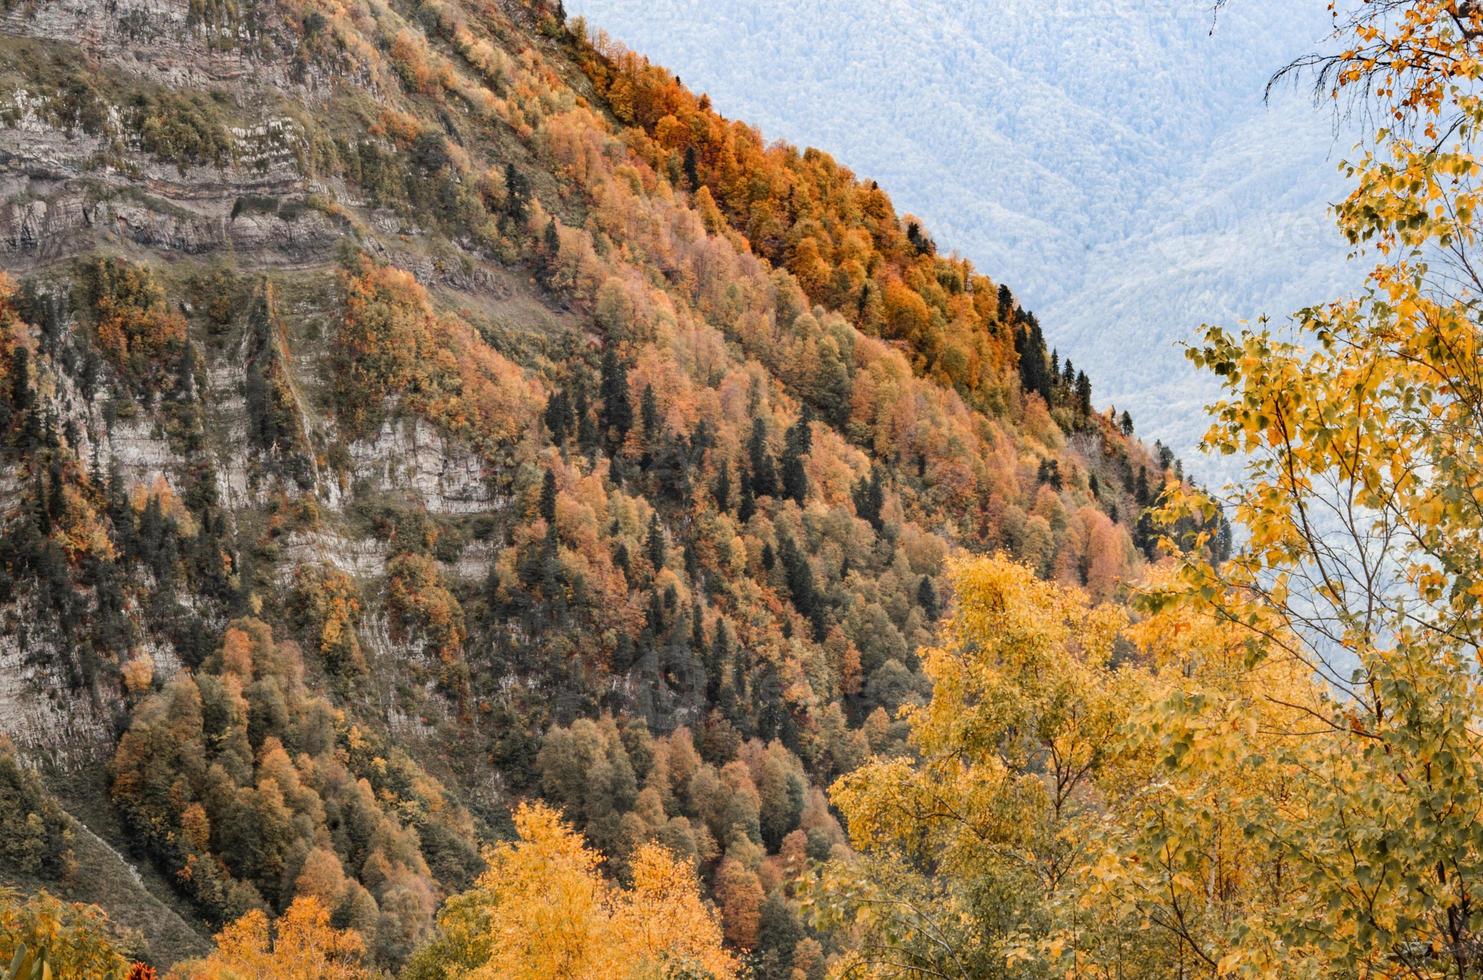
[[0, 738, 75, 881], [84, 257, 186, 394], [290, 564, 365, 677], [127, 90, 234, 172]]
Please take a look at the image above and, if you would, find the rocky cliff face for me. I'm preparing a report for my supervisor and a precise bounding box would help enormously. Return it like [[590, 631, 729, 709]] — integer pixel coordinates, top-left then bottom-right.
[[0, 5, 552, 959], [1, 7, 320, 257], [0, 0, 543, 732]]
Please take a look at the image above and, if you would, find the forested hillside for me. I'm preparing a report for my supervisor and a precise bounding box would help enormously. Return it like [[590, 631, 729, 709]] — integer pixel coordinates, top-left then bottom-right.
[[565, 0, 1356, 477], [3, 0, 1482, 977], [0, 0, 1199, 974]]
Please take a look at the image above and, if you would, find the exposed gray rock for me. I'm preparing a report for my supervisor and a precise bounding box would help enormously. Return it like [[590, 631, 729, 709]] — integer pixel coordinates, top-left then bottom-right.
[[349, 416, 498, 515]]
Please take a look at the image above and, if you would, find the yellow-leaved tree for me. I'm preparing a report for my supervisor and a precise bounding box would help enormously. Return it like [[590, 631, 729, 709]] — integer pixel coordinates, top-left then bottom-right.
[[403, 801, 738, 980], [0, 888, 137, 979], [814, 559, 1344, 977], [1061, 575, 1348, 977], [167, 895, 368, 980], [821, 2, 1483, 976], [815, 555, 1129, 977], [1118, 0, 1483, 973]]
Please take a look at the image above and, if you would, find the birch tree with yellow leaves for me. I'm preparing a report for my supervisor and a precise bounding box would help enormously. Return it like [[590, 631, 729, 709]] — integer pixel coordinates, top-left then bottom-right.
[[1072, 0, 1483, 970], [815, 556, 1132, 977], [1137, 0, 1483, 972], [822, 1, 1483, 976]]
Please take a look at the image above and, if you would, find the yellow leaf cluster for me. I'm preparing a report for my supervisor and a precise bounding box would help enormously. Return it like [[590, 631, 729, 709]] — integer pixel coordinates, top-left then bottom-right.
[[424, 802, 738, 980]]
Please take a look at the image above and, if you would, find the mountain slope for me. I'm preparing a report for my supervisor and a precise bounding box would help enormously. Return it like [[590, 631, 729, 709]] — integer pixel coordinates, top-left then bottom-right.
[[0, 0, 1198, 970], [566, 0, 1357, 478]]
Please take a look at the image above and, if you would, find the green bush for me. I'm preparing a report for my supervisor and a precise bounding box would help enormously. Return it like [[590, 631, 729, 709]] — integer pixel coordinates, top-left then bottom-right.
[[127, 90, 234, 172], [0, 739, 75, 882]]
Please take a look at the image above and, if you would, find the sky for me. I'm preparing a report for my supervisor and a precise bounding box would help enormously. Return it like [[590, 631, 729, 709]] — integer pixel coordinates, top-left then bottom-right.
[[565, 0, 1360, 486]]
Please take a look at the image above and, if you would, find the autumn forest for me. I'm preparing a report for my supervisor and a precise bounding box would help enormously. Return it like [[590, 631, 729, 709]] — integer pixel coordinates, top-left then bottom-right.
[[0, 0, 1480, 977]]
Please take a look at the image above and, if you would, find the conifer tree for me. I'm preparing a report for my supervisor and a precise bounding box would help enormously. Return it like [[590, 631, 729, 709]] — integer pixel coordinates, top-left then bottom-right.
[[1013, 317, 1053, 403], [599, 347, 632, 446], [780, 408, 812, 506], [106, 464, 135, 557], [613, 633, 636, 673], [640, 383, 660, 448], [574, 384, 597, 456], [748, 416, 777, 498], [645, 513, 666, 573], [1037, 458, 1062, 491], [683, 145, 700, 190], [996, 283, 1014, 320], [917, 575, 939, 621], [539, 468, 557, 524], [9, 346, 30, 412], [9, 347, 34, 450], [541, 218, 561, 281], [738, 469, 757, 523], [852, 467, 885, 532], [706, 619, 729, 703], [544, 389, 571, 444], [503, 162, 530, 224], [777, 533, 823, 639], [713, 459, 732, 512]]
